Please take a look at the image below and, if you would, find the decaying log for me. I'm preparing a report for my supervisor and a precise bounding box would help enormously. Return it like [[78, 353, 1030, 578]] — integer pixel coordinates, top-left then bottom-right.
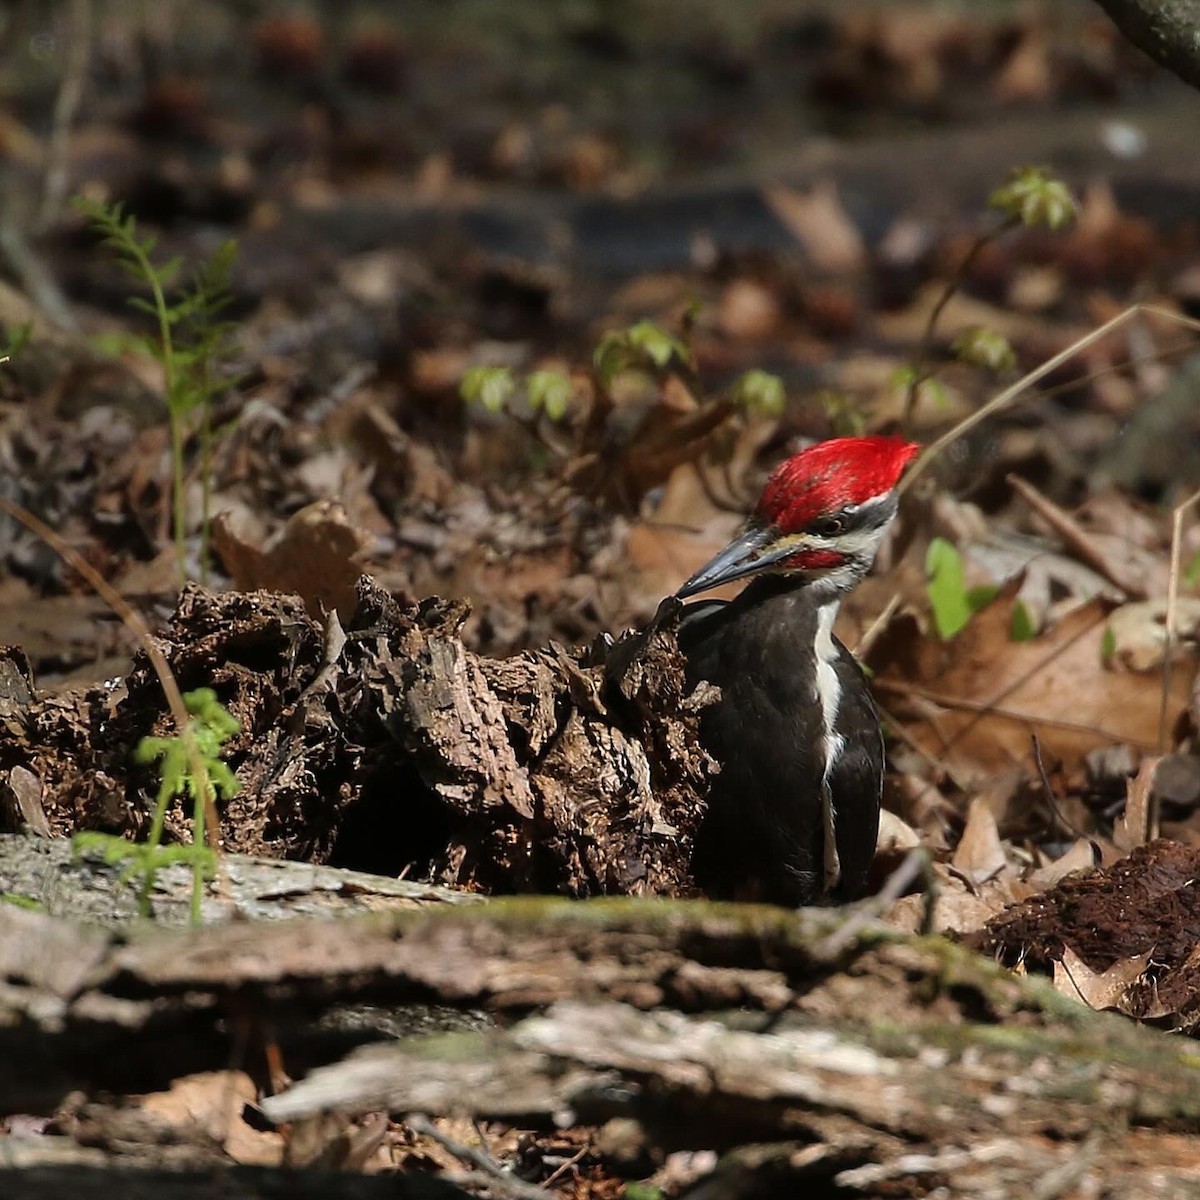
[[1, 578, 712, 897], [0, 833, 476, 926], [4, 894, 1200, 1195]]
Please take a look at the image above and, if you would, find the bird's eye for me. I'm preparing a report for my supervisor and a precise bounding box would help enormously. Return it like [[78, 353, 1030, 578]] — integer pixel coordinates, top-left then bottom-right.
[[812, 517, 844, 538]]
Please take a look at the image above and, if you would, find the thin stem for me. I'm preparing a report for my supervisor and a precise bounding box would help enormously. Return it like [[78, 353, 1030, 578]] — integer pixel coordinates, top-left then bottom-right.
[[199, 397, 213, 586], [122, 232, 186, 583], [902, 215, 1018, 430]]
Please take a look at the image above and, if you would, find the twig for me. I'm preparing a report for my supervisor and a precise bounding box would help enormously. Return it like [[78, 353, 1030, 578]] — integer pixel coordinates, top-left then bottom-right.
[[1006, 474, 1145, 599], [877, 678, 1141, 746], [0, 495, 220, 852], [899, 304, 1200, 495], [1161, 485, 1200, 751], [853, 592, 901, 660], [541, 1144, 588, 1188], [1030, 733, 1087, 843], [296, 607, 347, 703], [405, 1114, 555, 1200], [902, 215, 1018, 428], [814, 846, 930, 960]]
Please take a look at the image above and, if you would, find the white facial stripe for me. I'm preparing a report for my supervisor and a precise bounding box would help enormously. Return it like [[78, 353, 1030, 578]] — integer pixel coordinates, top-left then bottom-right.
[[820, 526, 888, 557], [780, 524, 890, 560]]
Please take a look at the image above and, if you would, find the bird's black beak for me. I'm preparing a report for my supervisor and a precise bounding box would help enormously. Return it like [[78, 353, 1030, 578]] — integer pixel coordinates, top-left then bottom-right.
[[676, 523, 795, 599]]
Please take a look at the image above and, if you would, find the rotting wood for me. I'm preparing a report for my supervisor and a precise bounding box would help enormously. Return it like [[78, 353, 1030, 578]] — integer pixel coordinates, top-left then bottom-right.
[[4, 893, 1200, 1199]]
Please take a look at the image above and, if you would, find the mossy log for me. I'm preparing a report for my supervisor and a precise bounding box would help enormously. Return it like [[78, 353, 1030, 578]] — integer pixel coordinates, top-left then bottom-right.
[[4, 883, 1200, 1195]]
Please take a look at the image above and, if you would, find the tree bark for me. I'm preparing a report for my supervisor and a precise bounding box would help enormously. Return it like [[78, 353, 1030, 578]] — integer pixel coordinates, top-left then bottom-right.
[[1094, 0, 1200, 89]]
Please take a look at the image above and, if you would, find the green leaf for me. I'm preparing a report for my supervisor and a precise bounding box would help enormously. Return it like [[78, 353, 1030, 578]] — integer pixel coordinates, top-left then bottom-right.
[[966, 584, 999, 612], [989, 166, 1077, 231], [926, 537, 973, 640], [1009, 598, 1036, 642], [626, 319, 689, 369], [952, 327, 1016, 373], [526, 369, 573, 421], [593, 320, 690, 389], [1100, 624, 1117, 666], [460, 366, 516, 413], [731, 368, 785, 418]]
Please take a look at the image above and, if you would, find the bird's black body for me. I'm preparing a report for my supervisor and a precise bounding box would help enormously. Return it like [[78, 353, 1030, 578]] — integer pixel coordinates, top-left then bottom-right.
[[679, 575, 883, 906]]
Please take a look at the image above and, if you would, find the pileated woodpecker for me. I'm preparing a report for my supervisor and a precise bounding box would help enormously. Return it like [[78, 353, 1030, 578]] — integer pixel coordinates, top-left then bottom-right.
[[676, 435, 918, 907]]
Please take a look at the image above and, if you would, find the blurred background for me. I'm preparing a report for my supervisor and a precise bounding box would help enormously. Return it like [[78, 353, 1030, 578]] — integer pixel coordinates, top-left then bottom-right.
[[2, 0, 1200, 672]]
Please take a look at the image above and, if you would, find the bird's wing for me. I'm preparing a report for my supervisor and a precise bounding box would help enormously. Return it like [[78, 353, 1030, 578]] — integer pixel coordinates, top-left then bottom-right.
[[826, 643, 885, 900]]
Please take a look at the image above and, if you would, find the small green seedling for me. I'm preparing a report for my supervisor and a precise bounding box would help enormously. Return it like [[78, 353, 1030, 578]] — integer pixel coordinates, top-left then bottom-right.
[[74, 196, 240, 585], [903, 166, 1076, 426], [953, 327, 1016, 374], [526, 368, 573, 422], [593, 319, 692, 390], [731, 367, 785, 419], [989, 165, 1078, 231], [461, 365, 517, 413], [74, 687, 241, 922]]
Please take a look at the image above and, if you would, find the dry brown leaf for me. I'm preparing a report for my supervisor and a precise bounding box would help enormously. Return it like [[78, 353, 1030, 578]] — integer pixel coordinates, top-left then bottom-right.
[[951, 798, 1008, 885], [874, 587, 1196, 783], [212, 499, 370, 620], [717, 278, 781, 341], [1113, 756, 1160, 852], [992, 30, 1052, 104], [1108, 599, 1200, 671], [885, 861, 1028, 937], [877, 808, 920, 852], [1026, 838, 1097, 891], [1052, 946, 1149, 1013], [139, 1070, 282, 1166]]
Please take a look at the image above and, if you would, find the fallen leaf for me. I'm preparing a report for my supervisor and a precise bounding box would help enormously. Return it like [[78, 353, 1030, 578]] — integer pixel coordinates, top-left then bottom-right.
[[139, 1071, 282, 1166], [1052, 946, 1149, 1013], [1113, 756, 1160, 852], [1026, 838, 1097, 891], [764, 181, 866, 274], [872, 586, 1196, 783], [212, 499, 371, 621], [951, 797, 1008, 885]]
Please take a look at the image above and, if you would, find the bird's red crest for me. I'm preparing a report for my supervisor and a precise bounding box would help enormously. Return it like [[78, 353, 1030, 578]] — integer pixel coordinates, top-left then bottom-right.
[[755, 436, 919, 532]]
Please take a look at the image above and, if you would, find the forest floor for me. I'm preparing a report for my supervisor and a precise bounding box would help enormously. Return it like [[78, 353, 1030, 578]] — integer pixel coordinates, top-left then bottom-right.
[[3, 2, 1200, 1196]]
